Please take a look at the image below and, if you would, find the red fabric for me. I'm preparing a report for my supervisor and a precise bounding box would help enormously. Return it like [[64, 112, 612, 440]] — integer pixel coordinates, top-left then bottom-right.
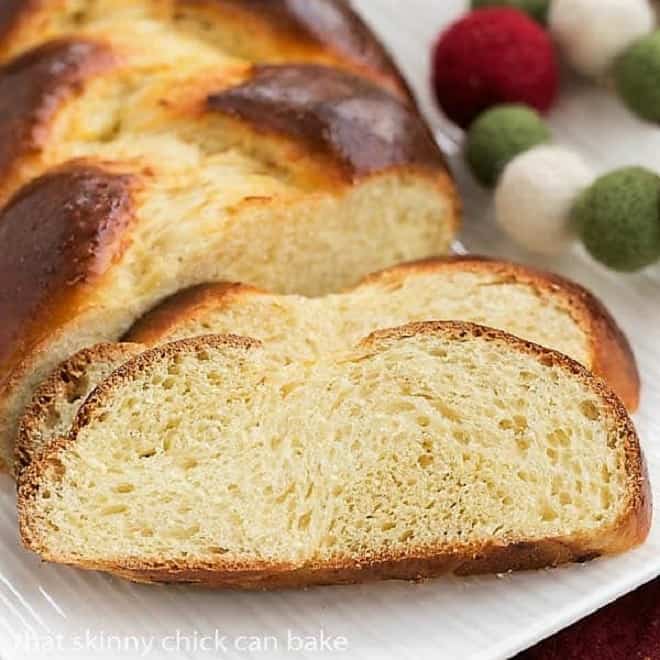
[[431, 7, 558, 129], [518, 578, 660, 660]]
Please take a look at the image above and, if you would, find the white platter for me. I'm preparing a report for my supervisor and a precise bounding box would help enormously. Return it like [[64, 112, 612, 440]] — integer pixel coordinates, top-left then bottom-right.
[[1, 2, 659, 658]]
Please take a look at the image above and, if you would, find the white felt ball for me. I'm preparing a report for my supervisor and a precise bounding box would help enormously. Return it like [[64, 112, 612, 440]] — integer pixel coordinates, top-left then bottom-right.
[[495, 146, 594, 255], [549, 0, 655, 77]]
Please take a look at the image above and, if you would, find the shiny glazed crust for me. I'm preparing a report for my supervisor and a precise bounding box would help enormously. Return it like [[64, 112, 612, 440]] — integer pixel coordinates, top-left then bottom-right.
[[17, 324, 651, 589], [0, 164, 136, 375], [126, 256, 641, 411], [208, 64, 447, 178]]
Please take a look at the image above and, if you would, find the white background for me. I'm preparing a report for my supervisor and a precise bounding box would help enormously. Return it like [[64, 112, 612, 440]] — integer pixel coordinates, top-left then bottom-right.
[[0, 2, 659, 658]]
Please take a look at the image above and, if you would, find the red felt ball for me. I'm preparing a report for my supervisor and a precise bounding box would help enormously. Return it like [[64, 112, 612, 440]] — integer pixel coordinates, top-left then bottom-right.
[[432, 8, 559, 129]]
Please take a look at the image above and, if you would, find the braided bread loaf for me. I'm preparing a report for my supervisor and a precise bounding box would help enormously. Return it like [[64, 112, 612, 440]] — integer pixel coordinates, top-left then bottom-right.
[[0, 0, 458, 471]]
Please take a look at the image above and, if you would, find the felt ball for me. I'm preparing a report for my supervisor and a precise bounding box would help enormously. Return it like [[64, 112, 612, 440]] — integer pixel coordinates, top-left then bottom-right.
[[470, 0, 550, 24], [495, 146, 593, 255], [549, 0, 654, 78], [573, 167, 660, 272], [466, 104, 551, 187], [432, 8, 559, 129], [615, 32, 660, 123]]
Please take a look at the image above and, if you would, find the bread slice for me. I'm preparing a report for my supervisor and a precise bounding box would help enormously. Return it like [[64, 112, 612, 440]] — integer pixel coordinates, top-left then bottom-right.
[[126, 257, 639, 410], [18, 323, 650, 588]]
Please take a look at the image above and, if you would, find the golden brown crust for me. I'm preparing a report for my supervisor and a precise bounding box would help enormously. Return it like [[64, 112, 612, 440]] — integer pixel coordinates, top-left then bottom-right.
[[0, 163, 137, 381], [124, 283, 264, 344], [20, 535, 628, 589], [0, 39, 117, 202], [208, 64, 447, 179], [126, 255, 640, 411], [581, 302, 640, 414], [18, 325, 651, 589], [78, 535, 621, 588], [16, 342, 144, 475]]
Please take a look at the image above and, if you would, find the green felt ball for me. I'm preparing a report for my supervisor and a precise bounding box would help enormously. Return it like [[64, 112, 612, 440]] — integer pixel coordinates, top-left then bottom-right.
[[615, 32, 660, 123], [573, 167, 660, 272], [465, 105, 551, 187], [471, 0, 551, 24]]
